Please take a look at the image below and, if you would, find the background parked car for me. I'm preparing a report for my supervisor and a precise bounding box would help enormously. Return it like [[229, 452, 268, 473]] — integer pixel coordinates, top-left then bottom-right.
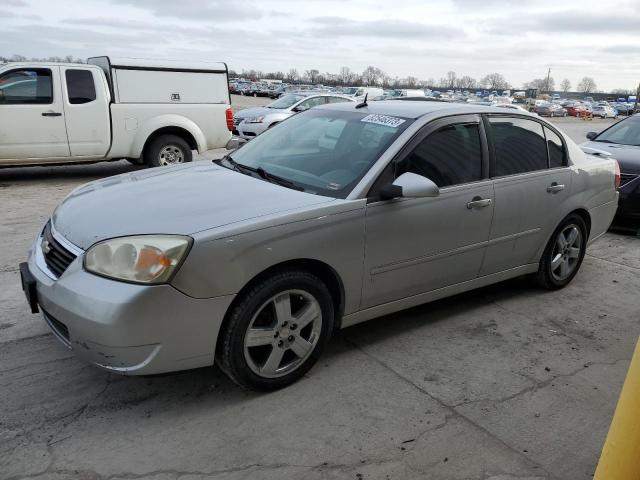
[[535, 103, 568, 117], [233, 92, 355, 139], [565, 103, 592, 118], [592, 105, 617, 119], [583, 115, 640, 224]]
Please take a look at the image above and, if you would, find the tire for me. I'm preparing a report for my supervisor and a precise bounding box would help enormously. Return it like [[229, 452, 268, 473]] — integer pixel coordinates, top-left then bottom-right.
[[534, 214, 587, 290], [144, 134, 192, 167], [218, 269, 334, 391], [253, 92, 257, 97], [563, 112, 568, 117]]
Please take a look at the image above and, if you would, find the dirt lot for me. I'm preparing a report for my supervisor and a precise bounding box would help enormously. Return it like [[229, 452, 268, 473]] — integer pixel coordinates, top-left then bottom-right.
[[1, 99, 639, 480]]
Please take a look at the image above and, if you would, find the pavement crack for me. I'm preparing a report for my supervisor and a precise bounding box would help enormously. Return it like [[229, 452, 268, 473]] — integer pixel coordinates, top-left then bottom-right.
[[340, 333, 558, 480]]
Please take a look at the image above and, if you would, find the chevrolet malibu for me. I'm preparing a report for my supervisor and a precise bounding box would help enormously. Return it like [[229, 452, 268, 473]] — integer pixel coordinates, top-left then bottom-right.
[[21, 102, 619, 391]]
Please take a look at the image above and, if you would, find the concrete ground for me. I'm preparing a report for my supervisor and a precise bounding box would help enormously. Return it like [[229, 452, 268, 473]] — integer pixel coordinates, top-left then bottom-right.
[[1, 99, 639, 480]]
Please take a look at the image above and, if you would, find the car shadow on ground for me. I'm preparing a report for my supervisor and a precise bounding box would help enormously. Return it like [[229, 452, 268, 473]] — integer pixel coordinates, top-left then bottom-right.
[[0, 160, 143, 183]]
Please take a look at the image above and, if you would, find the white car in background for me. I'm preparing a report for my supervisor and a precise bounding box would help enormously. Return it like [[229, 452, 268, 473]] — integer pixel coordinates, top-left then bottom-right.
[[495, 104, 536, 114], [591, 105, 617, 119], [233, 93, 354, 139]]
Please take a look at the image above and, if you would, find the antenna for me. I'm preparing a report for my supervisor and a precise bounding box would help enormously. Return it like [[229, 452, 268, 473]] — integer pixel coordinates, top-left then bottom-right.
[[355, 93, 368, 109]]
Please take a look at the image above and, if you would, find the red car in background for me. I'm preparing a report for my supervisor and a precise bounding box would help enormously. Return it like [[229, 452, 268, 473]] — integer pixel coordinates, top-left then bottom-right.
[[565, 103, 592, 118]]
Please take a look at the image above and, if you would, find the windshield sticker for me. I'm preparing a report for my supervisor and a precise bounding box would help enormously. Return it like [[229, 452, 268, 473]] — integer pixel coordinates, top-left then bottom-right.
[[360, 114, 406, 128]]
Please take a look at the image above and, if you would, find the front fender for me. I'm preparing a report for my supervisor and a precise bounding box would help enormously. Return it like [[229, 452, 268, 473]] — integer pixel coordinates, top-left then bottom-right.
[[132, 115, 207, 157]]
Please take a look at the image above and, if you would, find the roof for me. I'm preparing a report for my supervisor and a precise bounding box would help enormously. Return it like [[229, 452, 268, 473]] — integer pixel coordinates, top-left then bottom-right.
[[89, 56, 227, 72], [318, 100, 537, 119]]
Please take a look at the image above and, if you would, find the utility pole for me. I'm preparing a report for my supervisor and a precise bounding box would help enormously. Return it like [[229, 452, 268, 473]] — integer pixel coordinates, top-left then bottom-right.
[[545, 68, 551, 93]]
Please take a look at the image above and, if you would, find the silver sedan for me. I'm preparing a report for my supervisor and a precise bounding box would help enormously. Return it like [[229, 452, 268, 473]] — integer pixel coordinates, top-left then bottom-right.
[[233, 92, 354, 139], [21, 102, 619, 390]]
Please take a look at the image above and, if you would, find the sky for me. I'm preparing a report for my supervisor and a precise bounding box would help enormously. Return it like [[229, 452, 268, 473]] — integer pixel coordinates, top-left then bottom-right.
[[1, 0, 639, 91]]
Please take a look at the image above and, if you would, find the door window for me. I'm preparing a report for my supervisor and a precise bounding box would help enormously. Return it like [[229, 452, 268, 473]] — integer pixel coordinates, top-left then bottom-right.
[[489, 117, 548, 176], [296, 96, 326, 111], [0, 68, 52, 104], [65, 69, 96, 104], [544, 127, 566, 168], [327, 96, 351, 104], [397, 123, 483, 187]]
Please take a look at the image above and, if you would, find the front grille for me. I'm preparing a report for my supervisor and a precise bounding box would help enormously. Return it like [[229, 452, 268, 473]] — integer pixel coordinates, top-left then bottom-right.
[[42, 223, 76, 278], [43, 310, 71, 347], [620, 173, 638, 188]]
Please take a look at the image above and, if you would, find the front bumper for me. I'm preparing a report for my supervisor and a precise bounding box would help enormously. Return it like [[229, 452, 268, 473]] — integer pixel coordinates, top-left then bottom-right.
[[26, 234, 235, 375], [237, 121, 268, 140]]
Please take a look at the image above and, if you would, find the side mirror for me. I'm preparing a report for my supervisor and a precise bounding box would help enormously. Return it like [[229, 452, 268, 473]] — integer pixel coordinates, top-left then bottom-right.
[[293, 104, 308, 113], [380, 172, 440, 200], [586, 131, 598, 141], [225, 137, 247, 150]]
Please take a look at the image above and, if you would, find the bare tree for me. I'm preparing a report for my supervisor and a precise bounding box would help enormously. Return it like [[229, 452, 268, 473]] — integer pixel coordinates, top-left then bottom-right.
[[457, 75, 477, 89], [405, 76, 418, 88], [481, 73, 510, 90], [338, 66, 357, 85], [305, 69, 320, 84], [577, 77, 597, 94], [524, 77, 555, 92], [286, 68, 299, 83], [446, 71, 457, 89], [560, 79, 571, 93], [361, 66, 385, 86], [612, 88, 632, 95]]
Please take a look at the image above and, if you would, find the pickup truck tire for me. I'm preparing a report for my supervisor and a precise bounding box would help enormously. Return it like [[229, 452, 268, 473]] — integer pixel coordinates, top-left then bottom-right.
[[144, 135, 192, 167]]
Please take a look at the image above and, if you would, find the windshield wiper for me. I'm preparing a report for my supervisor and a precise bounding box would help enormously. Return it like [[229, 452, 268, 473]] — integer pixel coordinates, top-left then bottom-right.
[[215, 156, 303, 191], [256, 167, 304, 191]]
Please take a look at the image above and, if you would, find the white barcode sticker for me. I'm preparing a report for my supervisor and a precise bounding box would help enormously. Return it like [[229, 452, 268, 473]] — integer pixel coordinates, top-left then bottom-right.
[[361, 114, 406, 128]]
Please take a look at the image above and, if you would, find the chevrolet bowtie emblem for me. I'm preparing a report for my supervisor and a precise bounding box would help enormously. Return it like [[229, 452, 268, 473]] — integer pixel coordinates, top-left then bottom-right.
[[42, 239, 52, 254]]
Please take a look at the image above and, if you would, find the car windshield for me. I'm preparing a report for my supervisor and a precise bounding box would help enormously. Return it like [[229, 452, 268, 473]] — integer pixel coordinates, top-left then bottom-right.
[[227, 109, 413, 198], [267, 94, 307, 109], [342, 87, 359, 95], [594, 116, 640, 146]]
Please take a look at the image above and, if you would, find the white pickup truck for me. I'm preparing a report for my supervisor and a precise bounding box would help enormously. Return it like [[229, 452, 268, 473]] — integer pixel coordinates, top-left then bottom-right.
[[0, 57, 233, 167]]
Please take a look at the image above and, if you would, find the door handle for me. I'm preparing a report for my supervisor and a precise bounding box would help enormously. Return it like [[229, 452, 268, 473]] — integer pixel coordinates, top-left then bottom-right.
[[41, 112, 62, 117], [547, 182, 565, 193], [467, 196, 492, 209]]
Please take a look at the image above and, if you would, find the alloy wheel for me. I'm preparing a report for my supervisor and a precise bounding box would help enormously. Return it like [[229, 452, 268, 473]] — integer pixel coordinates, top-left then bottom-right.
[[550, 224, 583, 281], [243, 289, 322, 378]]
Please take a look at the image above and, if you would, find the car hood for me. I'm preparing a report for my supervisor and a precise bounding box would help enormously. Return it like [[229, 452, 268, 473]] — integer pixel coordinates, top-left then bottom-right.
[[52, 162, 334, 250], [235, 106, 281, 119], [581, 141, 640, 173]]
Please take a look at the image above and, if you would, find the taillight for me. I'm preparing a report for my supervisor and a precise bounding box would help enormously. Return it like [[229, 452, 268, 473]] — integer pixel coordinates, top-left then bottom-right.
[[225, 107, 234, 132], [614, 160, 621, 189]]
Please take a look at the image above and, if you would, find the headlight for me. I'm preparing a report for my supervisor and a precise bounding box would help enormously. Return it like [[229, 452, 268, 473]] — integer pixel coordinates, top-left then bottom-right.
[[84, 235, 192, 284], [245, 116, 265, 123]]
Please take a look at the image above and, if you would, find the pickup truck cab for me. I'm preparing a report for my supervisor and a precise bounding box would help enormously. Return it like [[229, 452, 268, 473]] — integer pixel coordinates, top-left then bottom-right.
[[0, 57, 233, 167]]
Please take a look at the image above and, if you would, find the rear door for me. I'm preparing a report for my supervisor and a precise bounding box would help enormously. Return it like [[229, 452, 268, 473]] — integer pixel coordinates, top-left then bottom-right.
[[0, 66, 70, 159], [480, 116, 572, 275], [61, 67, 110, 157]]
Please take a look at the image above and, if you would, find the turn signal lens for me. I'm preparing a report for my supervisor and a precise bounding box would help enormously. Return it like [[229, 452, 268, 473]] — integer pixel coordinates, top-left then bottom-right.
[[84, 235, 192, 284]]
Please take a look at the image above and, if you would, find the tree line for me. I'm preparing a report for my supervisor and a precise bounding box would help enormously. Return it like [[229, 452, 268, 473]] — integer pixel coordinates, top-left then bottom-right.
[[0, 54, 628, 95]]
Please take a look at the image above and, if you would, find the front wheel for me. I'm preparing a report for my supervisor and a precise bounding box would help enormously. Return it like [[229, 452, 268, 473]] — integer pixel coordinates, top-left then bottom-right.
[[535, 214, 587, 290], [217, 269, 334, 391], [144, 135, 192, 167]]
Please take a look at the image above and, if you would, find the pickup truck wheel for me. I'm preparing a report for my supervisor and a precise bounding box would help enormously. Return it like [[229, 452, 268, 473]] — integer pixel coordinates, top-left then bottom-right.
[[145, 135, 192, 167], [534, 214, 587, 290], [217, 269, 334, 391]]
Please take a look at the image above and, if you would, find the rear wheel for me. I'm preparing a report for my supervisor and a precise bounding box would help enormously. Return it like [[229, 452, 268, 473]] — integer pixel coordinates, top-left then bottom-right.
[[535, 214, 587, 290], [218, 269, 334, 391], [144, 135, 192, 167]]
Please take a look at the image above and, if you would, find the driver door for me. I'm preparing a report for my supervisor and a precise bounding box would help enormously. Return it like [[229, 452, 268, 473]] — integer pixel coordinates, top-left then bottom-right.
[[0, 66, 70, 160], [362, 115, 494, 308]]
